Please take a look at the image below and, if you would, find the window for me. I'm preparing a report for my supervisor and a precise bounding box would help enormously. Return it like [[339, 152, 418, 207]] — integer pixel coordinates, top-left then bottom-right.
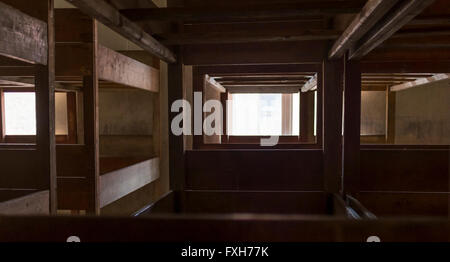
[[1, 91, 74, 143], [4, 92, 36, 135], [228, 93, 300, 136]]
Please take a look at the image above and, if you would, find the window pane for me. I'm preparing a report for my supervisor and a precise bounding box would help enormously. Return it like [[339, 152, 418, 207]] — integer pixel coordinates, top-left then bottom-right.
[[292, 92, 300, 136], [3, 92, 69, 136], [55, 93, 69, 135], [230, 94, 282, 136], [4, 92, 36, 135]]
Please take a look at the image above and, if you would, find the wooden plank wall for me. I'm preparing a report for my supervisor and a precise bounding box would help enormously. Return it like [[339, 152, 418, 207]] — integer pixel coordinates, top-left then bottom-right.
[[185, 150, 323, 191], [359, 147, 450, 217]]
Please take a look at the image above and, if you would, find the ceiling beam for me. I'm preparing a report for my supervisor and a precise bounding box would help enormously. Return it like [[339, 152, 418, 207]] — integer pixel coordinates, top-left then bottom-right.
[[301, 74, 317, 92], [329, 0, 400, 59], [227, 86, 300, 94], [159, 29, 341, 45], [205, 75, 226, 93], [67, 0, 176, 63], [121, 3, 363, 23], [349, 0, 436, 60], [390, 73, 450, 92]]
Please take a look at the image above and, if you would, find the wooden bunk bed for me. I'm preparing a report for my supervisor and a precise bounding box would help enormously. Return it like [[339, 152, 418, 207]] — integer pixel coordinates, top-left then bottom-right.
[[54, 9, 161, 214], [0, 0, 55, 215]]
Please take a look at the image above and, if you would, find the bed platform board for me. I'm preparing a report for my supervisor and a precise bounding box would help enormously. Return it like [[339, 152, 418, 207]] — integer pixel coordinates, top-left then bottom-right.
[[0, 190, 49, 215]]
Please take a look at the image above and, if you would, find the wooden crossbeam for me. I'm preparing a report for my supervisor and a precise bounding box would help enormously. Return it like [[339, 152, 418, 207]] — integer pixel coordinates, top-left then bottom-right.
[[329, 0, 400, 59], [67, 0, 176, 63], [159, 30, 341, 45], [204, 75, 226, 93], [0, 2, 48, 65], [97, 45, 159, 92], [301, 74, 317, 92], [121, 3, 364, 22], [227, 86, 300, 94], [349, 0, 436, 59], [390, 73, 450, 92]]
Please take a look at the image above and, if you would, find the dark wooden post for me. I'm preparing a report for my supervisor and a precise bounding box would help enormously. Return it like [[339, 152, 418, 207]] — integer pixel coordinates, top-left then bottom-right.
[[0, 89, 4, 143], [35, 0, 57, 213], [386, 89, 396, 144], [342, 58, 361, 197], [82, 20, 100, 215], [322, 59, 344, 195], [300, 91, 315, 143], [168, 48, 185, 192]]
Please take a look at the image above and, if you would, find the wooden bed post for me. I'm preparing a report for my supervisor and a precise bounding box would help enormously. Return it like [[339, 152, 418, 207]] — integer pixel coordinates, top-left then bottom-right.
[[168, 47, 185, 195], [386, 89, 396, 144], [300, 91, 315, 143], [322, 59, 344, 197], [0, 89, 4, 143], [342, 57, 361, 197], [82, 20, 100, 215], [35, 0, 57, 214]]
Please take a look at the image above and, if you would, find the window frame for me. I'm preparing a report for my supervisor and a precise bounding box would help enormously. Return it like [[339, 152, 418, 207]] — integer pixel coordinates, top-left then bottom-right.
[[0, 88, 78, 144], [193, 64, 322, 149]]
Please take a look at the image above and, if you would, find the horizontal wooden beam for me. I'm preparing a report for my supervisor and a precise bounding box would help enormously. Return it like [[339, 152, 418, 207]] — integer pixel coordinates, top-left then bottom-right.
[[121, 3, 364, 22], [227, 86, 300, 93], [0, 190, 49, 215], [67, 0, 176, 63], [97, 45, 160, 92], [204, 75, 226, 93], [99, 158, 160, 208], [160, 30, 341, 45], [349, 0, 436, 60], [301, 74, 317, 92], [0, 2, 48, 65], [329, 0, 400, 59], [390, 73, 450, 92]]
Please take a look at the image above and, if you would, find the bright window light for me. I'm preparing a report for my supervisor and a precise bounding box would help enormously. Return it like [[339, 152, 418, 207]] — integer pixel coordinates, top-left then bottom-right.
[[228, 93, 300, 136], [3, 92, 69, 136], [4, 92, 36, 135]]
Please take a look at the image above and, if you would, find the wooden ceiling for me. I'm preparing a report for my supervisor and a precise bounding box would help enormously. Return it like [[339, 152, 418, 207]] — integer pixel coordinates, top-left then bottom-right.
[[109, 0, 450, 50]]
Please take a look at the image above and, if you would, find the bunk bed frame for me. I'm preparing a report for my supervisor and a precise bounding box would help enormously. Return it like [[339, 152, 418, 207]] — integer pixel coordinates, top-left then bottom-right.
[[0, 0, 55, 215], [53, 9, 161, 214]]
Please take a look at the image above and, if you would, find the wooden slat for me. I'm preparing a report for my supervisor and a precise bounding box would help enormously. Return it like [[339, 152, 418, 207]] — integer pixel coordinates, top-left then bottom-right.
[[390, 73, 450, 92], [68, 0, 176, 63], [97, 45, 159, 92], [0, 2, 48, 65], [349, 0, 436, 59], [185, 150, 323, 191], [329, 0, 399, 59], [99, 158, 160, 207], [0, 190, 49, 215]]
